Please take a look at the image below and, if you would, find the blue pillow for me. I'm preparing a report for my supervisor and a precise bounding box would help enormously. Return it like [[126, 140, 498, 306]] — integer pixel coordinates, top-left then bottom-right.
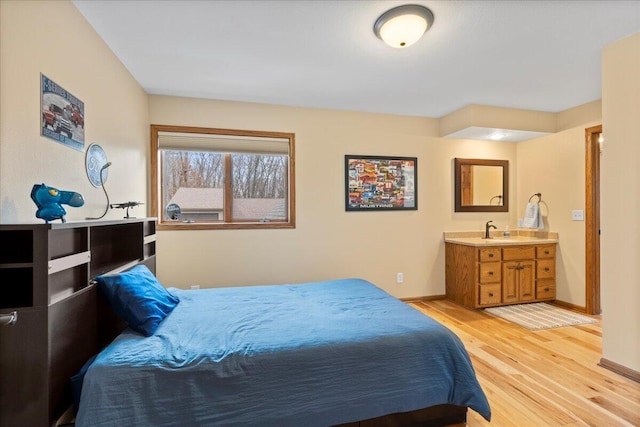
[[95, 264, 179, 336]]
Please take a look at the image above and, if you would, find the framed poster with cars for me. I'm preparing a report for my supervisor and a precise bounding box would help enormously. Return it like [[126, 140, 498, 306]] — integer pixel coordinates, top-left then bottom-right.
[[345, 155, 417, 211], [41, 74, 85, 151]]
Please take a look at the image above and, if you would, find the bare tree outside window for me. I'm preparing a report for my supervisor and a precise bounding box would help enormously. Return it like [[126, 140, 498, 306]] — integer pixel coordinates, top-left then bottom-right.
[[231, 154, 287, 198], [231, 154, 287, 220]]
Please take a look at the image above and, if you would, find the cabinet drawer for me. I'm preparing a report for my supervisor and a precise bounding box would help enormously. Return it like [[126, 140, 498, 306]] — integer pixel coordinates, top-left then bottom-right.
[[479, 284, 501, 306], [503, 246, 535, 261], [537, 280, 556, 299], [479, 248, 501, 262], [537, 259, 556, 279], [537, 245, 556, 259], [479, 262, 501, 283]]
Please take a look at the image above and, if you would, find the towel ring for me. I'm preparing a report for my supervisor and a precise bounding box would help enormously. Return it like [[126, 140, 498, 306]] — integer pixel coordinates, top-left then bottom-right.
[[528, 193, 542, 203]]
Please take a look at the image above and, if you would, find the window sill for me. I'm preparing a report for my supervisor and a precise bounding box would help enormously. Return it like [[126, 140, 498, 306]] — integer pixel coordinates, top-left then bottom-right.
[[157, 221, 295, 231]]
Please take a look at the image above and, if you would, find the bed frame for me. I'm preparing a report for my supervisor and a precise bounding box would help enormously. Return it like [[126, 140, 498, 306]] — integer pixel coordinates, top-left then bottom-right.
[[336, 405, 466, 426], [0, 219, 466, 427]]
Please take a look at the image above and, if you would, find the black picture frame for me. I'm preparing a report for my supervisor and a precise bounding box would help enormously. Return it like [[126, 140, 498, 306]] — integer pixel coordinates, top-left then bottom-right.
[[345, 155, 417, 211]]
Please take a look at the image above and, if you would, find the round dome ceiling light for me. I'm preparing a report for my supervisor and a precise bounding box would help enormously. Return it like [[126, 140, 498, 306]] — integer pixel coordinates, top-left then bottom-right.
[[373, 4, 435, 48]]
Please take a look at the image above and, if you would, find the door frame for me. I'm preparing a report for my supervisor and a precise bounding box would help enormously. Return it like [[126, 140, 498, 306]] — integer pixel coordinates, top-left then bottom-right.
[[585, 125, 602, 315]]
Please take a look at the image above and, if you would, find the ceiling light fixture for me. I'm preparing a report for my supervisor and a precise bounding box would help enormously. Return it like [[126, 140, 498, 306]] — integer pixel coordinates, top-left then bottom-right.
[[489, 132, 508, 141], [374, 4, 434, 48]]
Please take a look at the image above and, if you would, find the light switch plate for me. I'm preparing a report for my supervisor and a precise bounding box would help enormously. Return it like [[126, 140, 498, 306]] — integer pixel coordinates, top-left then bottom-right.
[[571, 210, 584, 221]]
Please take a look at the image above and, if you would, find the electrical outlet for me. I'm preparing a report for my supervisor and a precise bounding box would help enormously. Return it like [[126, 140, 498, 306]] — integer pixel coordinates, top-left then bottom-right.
[[396, 272, 404, 284], [190, 285, 200, 290], [571, 210, 584, 221]]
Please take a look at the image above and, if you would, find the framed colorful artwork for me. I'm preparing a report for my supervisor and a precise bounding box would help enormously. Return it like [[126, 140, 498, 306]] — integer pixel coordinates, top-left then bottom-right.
[[345, 155, 417, 211]]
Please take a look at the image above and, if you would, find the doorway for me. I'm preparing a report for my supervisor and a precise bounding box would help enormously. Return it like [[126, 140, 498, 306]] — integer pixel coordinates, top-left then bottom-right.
[[585, 125, 602, 315]]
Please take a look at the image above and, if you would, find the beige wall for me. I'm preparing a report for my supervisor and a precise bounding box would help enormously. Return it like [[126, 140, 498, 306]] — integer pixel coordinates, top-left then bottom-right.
[[517, 123, 600, 308], [440, 104, 557, 137], [151, 96, 604, 304], [150, 95, 518, 298], [0, 0, 149, 223], [601, 32, 640, 373], [556, 100, 602, 132]]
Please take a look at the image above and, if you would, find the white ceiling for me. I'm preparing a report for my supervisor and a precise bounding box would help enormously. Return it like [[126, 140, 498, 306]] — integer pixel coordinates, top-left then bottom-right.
[[72, 0, 640, 118]]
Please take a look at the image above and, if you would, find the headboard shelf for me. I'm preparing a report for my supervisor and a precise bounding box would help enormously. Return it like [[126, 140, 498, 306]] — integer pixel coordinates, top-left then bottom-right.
[[0, 218, 157, 426], [0, 266, 33, 309], [0, 229, 33, 263]]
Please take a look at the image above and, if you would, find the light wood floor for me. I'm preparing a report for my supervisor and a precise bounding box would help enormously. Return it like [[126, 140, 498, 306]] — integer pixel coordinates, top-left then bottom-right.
[[408, 300, 640, 427]]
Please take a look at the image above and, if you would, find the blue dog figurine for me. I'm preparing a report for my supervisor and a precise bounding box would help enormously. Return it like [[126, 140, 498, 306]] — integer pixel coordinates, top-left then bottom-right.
[[30, 183, 85, 223]]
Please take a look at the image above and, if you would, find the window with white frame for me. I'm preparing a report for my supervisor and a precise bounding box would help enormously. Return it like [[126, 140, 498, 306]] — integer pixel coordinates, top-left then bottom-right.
[[151, 125, 295, 230]]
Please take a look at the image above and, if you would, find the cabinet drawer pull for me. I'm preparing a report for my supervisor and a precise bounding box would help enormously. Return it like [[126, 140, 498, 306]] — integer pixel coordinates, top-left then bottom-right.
[[544, 250, 550, 255], [488, 271, 494, 275], [0, 311, 17, 327], [523, 293, 531, 297], [544, 287, 550, 292], [488, 292, 494, 297], [544, 267, 550, 272], [488, 253, 494, 258]]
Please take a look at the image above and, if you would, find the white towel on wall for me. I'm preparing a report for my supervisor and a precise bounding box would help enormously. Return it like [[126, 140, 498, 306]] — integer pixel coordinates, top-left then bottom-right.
[[522, 202, 544, 229]]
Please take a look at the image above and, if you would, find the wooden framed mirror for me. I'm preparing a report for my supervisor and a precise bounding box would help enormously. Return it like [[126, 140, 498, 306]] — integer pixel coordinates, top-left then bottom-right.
[[454, 158, 509, 212]]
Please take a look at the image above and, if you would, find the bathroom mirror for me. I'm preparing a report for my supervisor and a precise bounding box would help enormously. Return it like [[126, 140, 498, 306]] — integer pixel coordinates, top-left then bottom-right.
[[454, 158, 509, 212]]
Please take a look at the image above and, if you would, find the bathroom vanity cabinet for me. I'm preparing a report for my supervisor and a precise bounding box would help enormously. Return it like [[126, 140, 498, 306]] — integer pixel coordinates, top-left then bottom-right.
[[445, 239, 557, 310]]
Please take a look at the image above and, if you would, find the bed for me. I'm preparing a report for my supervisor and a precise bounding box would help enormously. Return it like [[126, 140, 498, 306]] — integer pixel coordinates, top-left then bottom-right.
[[75, 271, 491, 426]]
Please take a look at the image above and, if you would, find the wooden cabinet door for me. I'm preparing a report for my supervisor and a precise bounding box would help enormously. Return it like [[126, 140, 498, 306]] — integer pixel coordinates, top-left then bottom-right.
[[518, 261, 535, 301], [0, 308, 48, 426], [503, 261, 535, 303], [502, 261, 519, 303]]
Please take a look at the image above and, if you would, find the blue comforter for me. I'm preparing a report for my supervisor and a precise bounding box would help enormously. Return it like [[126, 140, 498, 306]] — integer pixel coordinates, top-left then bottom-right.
[[76, 279, 490, 426]]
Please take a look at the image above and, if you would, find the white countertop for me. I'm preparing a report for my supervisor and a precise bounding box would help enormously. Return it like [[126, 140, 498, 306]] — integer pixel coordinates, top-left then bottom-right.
[[443, 231, 558, 247]]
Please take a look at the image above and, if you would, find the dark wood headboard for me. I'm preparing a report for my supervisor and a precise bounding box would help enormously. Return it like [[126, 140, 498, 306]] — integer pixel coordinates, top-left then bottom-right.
[[0, 219, 156, 427]]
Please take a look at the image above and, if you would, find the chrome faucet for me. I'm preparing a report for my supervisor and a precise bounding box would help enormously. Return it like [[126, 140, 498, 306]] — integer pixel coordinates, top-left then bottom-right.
[[485, 220, 497, 239]]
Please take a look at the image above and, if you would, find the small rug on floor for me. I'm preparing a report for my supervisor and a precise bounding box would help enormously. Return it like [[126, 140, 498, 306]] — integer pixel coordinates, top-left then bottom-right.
[[484, 303, 598, 331]]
